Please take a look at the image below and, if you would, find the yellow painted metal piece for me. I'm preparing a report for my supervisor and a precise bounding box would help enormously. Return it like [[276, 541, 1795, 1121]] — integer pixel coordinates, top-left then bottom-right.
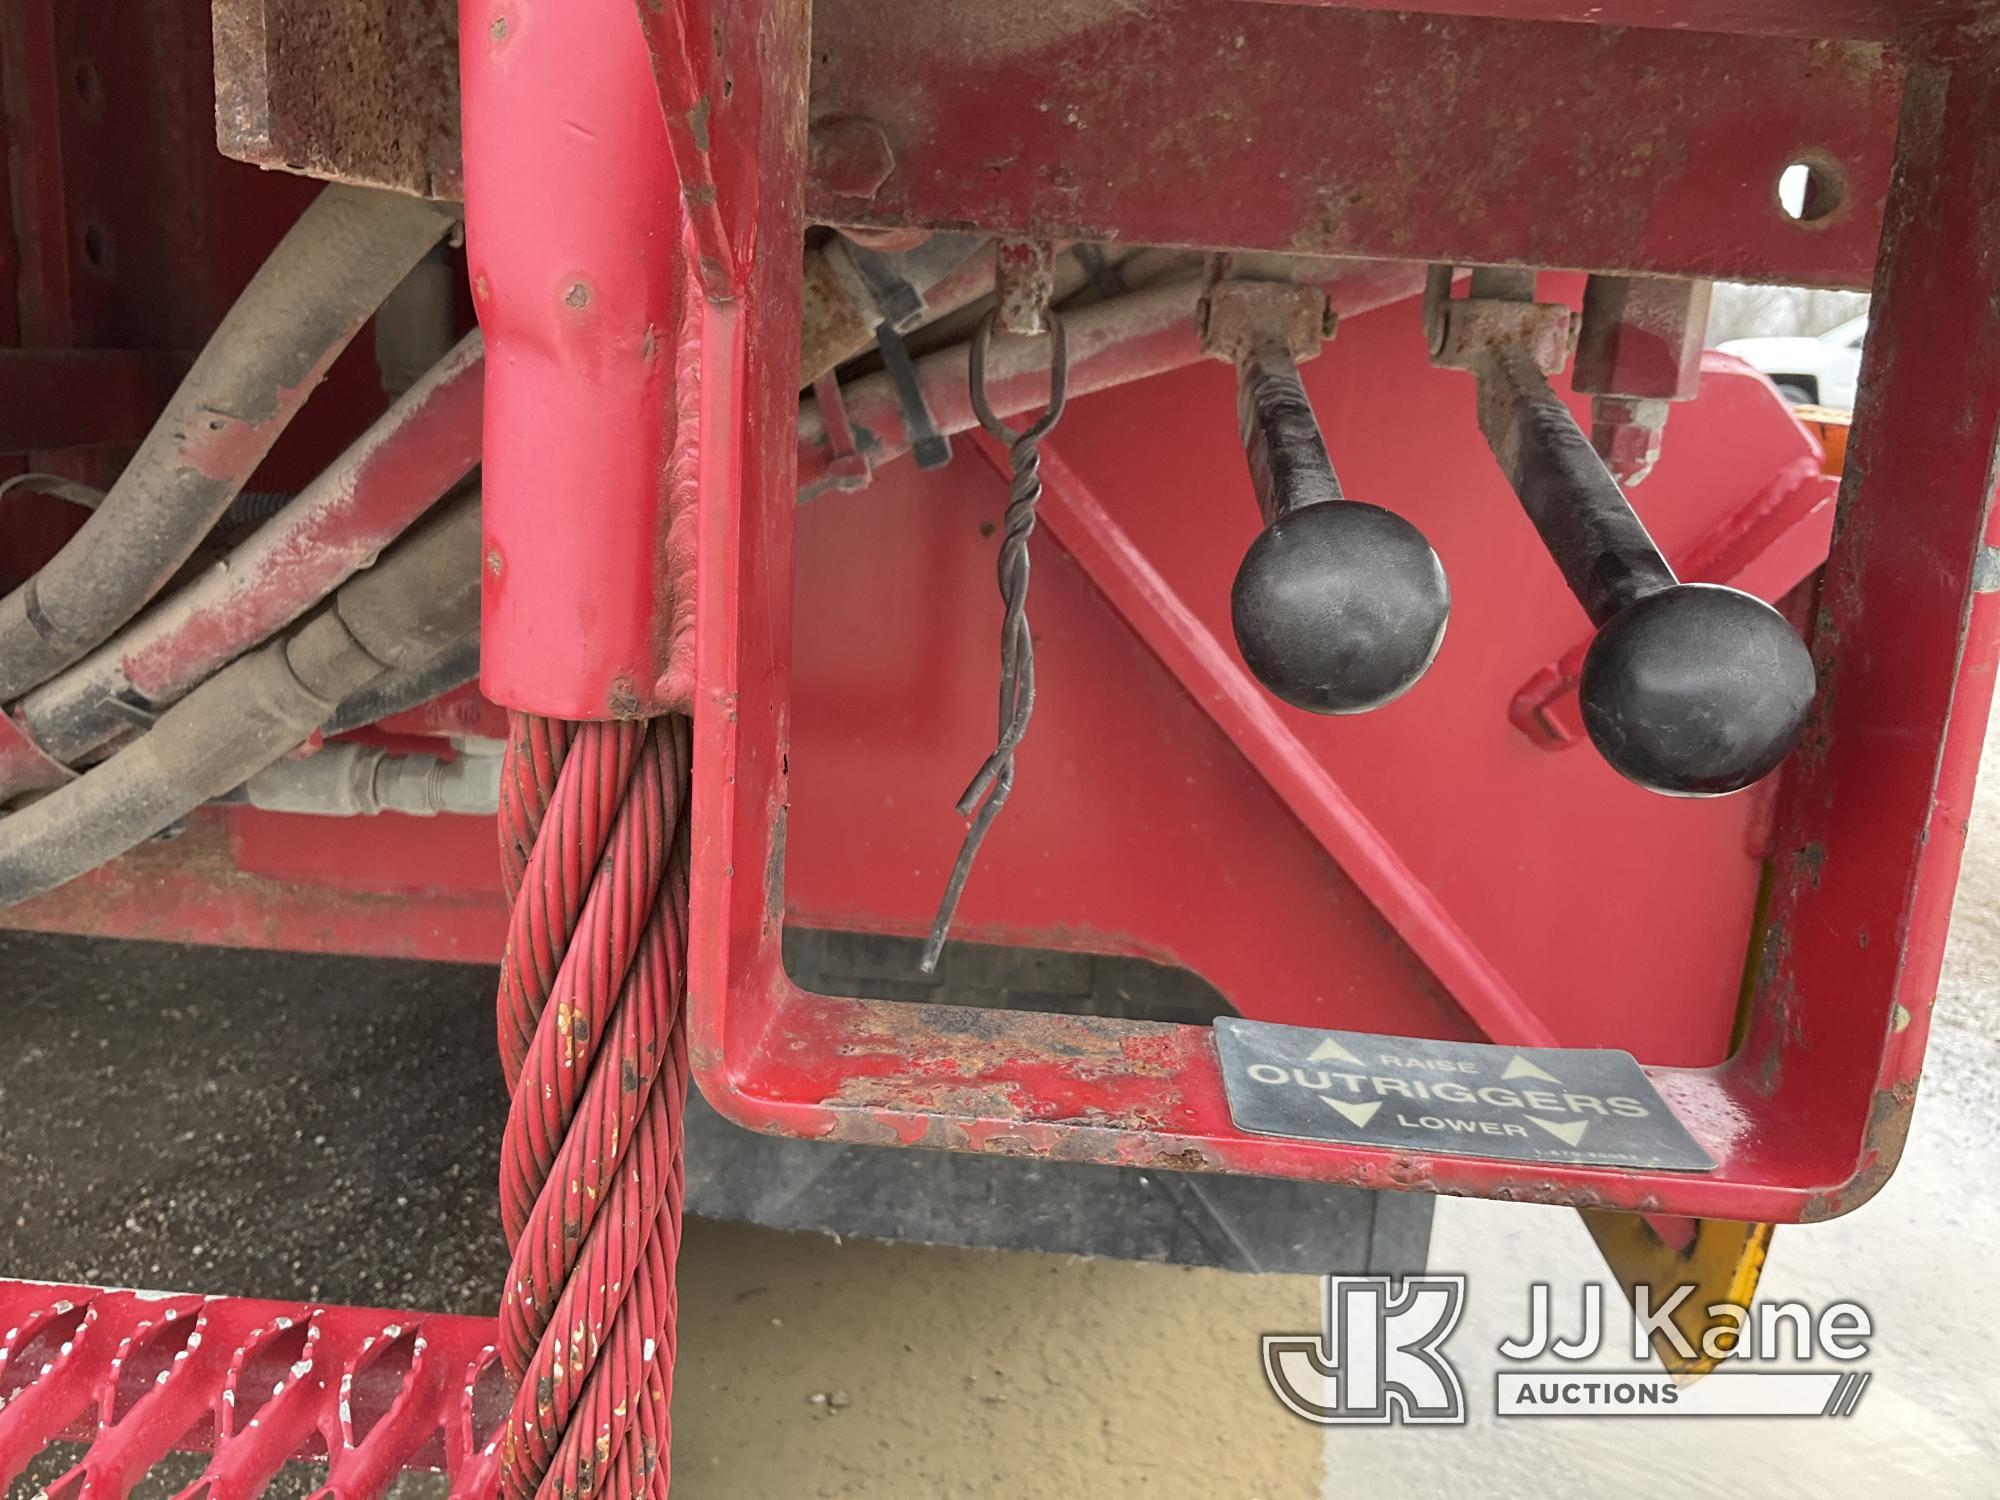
[[1582, 1210, 1774, 1377]]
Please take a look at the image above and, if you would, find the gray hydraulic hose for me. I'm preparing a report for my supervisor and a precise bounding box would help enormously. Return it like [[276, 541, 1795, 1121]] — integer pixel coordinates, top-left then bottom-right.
[[13, 334, 485, 771], [0, 492, 481, 908], [321, 631, 481, 736], [0, 183, 458, 701]]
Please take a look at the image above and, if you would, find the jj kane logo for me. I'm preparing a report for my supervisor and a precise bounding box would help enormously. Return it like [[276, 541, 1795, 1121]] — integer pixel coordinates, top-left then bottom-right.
[[1263, 1275, 1469, 1425], [1265, 1276, 1874, 1424]]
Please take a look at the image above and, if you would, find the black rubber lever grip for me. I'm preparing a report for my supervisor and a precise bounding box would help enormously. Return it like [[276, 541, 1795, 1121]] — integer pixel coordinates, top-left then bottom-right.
[[1475, 343, 1816, 796], [1230, 349, 1451, 714]]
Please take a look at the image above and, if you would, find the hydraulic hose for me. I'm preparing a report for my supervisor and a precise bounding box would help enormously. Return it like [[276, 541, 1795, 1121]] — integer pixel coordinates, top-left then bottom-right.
[[322, 632, 481, 737], [0, 184, 458, 701], [11, 333, 484, 772], [0, 492, 481, 908]]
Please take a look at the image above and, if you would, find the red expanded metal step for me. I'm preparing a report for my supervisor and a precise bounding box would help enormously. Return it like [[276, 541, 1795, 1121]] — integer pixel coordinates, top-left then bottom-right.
[[0, 1281, 501, 1500]]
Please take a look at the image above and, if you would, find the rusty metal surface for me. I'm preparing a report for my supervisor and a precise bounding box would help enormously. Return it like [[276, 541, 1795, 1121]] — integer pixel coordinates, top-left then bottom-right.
[[992, 239, 1056, 337], [1249, 0, 1980, 40], [1427, 278, 1574, 375], [213, 1, 1902, 293], [799, 249, 878, 389], [799, 262, 1429, 497], [806, 0, 1901, 289], [1197, 279, 1332, 366], [213, 0, 461, 199]]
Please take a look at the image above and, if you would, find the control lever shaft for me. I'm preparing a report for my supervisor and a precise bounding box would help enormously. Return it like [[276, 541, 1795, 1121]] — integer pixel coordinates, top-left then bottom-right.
[[1470, 338, 1816, 795], [1208, 282, 1450, 714]]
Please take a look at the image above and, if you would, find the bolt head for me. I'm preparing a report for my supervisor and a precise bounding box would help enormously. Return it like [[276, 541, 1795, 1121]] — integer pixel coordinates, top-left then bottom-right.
[[809, 116, 895, 200]]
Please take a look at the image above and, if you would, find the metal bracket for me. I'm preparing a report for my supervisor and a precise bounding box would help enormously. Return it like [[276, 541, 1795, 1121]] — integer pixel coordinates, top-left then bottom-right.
[[1198, 280, 1333, 366], [1423, 264, 1572, 375]]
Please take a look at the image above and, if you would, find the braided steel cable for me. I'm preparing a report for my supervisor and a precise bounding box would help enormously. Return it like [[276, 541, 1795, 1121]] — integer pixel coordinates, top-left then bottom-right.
[[920, 312, 1069, 973], [494, 710, 692, 1500]]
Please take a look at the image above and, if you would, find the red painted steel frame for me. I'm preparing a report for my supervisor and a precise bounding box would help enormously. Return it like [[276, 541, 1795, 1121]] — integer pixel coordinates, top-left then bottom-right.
[[464, 0, 807, 723], [686, 38, 2000, 1223], [461, 0, 691, 721], [805, 0, 1902, 291], [1250, 0, 1976, 41]]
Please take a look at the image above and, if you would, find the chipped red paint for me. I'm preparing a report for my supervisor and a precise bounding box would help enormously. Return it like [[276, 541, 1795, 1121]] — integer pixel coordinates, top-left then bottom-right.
[[490, 716, 691, 1500], [177, 349, 346, 483], [121, 337, 484, 703], [460, 0, 699, 721], [7, 0, 1996, 1243], [630, 0, 737, 300], [0, 1280, 503, 1500], [1755, 37, 2000, 1222], [805, 0, 1901, 289], [6, 279, 1830, 1060], [0, 335, 488, 784]]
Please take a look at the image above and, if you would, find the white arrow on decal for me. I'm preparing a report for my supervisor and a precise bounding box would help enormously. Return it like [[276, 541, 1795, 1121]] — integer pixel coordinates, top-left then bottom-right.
[[1320, 1096, 1382, 1128], [1307, 1037, 1363, 1065], [1529, 1116, 1589, 1147], [1503, 1055, 1561, 1084]]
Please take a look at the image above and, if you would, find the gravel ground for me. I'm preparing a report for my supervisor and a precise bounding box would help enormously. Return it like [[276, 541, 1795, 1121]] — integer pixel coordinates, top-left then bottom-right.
[[0, 936, 1320, 1499]]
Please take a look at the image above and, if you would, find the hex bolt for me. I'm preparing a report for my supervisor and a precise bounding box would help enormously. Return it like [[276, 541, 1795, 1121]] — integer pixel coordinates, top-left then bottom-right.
[[807, 116, 896, 200], [1573, 275, 1712, 486], [1589, 395, 1671, 487]]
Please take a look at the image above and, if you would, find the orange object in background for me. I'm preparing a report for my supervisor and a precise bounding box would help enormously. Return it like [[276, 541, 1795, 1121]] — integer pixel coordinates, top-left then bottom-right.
[[1795, 405, 1854, 475]]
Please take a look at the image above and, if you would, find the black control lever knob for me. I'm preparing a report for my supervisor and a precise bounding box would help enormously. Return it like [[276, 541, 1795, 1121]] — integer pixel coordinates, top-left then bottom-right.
[[1230, 350, 1450, 714], [1478, 344, 1816, 795]]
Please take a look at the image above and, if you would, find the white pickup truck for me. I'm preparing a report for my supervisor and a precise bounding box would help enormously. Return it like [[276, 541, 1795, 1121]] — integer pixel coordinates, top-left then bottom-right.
[[1717, 313, 1868, 411]]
